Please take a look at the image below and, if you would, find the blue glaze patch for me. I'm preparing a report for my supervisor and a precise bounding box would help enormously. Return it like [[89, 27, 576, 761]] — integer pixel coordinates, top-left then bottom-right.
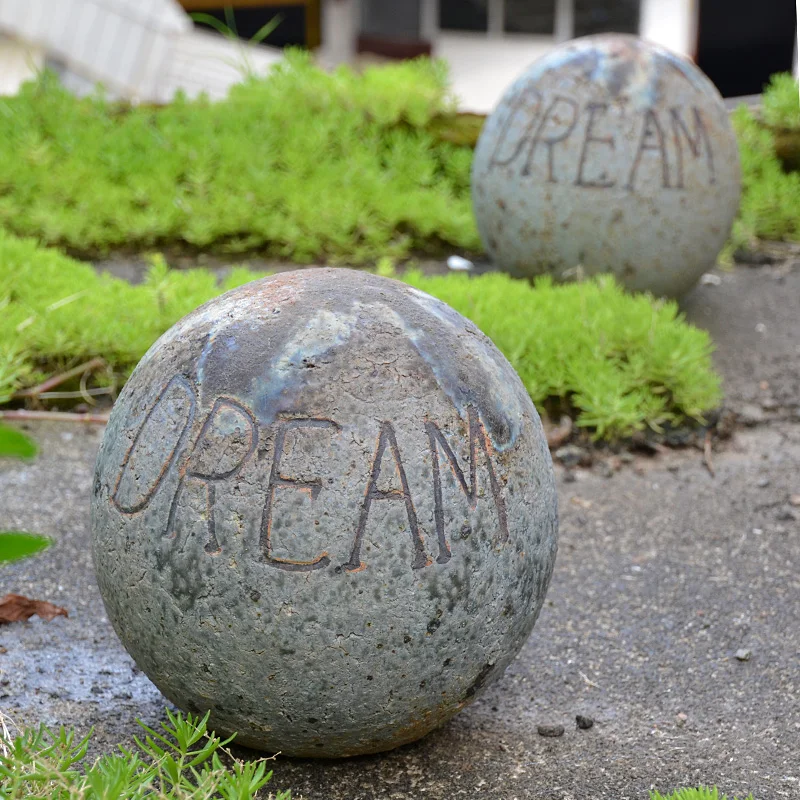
[[404, 288, 524, 452], [196, 324, 220, 389], [249, 308, 359, 424]]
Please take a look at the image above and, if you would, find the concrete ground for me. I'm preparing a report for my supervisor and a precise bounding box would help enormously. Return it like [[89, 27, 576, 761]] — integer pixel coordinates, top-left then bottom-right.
[[1, 260, 799, 799]]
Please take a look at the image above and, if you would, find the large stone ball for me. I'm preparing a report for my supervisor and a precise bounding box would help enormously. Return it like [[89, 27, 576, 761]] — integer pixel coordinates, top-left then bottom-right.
[[472, 34, 741, 298], [91, 268, 558, 757]]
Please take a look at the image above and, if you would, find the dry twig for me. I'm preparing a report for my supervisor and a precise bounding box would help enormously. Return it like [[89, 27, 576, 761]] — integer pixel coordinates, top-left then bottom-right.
[[0, 410, 109, 424], [703, 431, 716, 477], [12, 358, 107, 400]]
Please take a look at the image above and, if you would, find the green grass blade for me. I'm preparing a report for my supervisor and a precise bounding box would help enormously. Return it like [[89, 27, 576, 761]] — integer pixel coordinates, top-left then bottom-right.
[[250, 14, 283, 45], [189, 12, 237, 39], [224, 5, 238, 37]]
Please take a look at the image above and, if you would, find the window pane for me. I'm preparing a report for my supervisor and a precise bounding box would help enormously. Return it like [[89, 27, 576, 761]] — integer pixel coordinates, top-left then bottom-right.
[[440, 0, 489, 32], [573, 0, 640, 37], [362, 0, 422, 39], [504, 0, 555, 34]]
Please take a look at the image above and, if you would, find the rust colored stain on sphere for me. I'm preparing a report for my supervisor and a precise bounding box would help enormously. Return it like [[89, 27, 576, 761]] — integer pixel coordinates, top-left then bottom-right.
[[472, 35, 742, 297], [91, 269, 559, 757]]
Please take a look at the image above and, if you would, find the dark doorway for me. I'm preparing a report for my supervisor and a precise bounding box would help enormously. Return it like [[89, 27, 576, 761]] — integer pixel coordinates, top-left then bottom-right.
[[695, 0, 797, 97]]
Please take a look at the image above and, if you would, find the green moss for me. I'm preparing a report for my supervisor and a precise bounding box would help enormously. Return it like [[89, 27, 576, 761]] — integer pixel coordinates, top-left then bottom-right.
[[0, 54, 478, 262], [403, 270, 721, 440], [727, 74, 800, 255], [0, 59, 796, 266], [760, 72, 800, 130], [0, 231, 720, 440], [0, 57, 798, 270]]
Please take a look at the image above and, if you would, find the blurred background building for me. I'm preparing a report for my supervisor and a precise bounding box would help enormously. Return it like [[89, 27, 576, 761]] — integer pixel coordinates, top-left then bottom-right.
[[0, 0, 796, 111]]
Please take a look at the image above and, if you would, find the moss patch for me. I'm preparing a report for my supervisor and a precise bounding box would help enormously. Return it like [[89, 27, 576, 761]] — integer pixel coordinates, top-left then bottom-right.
[[0, 232, 720, 440]]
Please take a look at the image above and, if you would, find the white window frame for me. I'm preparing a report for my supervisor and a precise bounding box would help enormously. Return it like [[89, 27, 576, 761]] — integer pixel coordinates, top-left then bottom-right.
[[421, 0, 575, 42], [795, 0, 799, 82]]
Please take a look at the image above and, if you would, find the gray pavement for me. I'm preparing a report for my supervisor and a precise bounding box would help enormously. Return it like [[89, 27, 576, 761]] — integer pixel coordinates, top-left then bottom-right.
[[2, 261, 800, 799], [682, 257, 800, 412]]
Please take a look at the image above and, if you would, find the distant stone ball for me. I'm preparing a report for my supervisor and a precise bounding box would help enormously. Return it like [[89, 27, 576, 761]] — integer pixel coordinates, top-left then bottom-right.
[[472, 34, 741, 298], [91, 268, 558, 757]]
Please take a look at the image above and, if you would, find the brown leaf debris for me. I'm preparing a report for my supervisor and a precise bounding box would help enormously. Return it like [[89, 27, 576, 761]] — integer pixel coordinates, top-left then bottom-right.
[[0, 593, 68, 624]]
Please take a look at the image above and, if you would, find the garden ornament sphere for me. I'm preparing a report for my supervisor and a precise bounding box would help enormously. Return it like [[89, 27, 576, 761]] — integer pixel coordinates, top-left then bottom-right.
[[91, 268, 559, 757], [471, 34, 742, 298]]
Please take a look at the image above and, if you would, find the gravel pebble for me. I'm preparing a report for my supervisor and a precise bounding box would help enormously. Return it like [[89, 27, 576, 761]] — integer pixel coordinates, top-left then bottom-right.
[[555, 445, 592, 468], [738, 404, 766, 426], [537, 724, 565, 738], [598, 462, 615, 479]]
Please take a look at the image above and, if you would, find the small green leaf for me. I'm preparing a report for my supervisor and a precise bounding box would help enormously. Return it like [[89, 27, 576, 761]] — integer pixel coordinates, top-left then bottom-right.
[[0, 532, 51, 564], [0, 424, 37, 459], [160, 754, 181, 786]]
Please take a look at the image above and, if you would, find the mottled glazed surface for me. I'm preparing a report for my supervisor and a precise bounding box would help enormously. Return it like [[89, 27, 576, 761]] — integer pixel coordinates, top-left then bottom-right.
[[472, 34, 741, 298], [91, 268, 558, 757]]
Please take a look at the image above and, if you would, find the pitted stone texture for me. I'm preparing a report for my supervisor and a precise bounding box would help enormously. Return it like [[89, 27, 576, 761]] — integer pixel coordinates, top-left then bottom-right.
[[472, 34, 741, 298], [91, 268, 558, 757]]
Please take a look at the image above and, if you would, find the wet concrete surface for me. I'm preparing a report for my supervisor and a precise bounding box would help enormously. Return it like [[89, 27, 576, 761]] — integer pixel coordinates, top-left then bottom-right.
[[2, 262, 800, 799]]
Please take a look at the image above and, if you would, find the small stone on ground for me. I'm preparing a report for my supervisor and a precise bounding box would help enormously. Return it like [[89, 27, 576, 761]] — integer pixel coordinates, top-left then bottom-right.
[[537, 724, 565, 738]]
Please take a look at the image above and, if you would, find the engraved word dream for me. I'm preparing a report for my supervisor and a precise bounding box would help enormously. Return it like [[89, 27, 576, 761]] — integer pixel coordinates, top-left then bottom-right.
[[109, 376, 510, 576], [489, 90, 716, 191]]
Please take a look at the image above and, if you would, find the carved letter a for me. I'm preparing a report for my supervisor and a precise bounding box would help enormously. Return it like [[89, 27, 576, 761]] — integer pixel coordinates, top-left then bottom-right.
[[342, 422, 429, 573], [426, 406, 509, 564]]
